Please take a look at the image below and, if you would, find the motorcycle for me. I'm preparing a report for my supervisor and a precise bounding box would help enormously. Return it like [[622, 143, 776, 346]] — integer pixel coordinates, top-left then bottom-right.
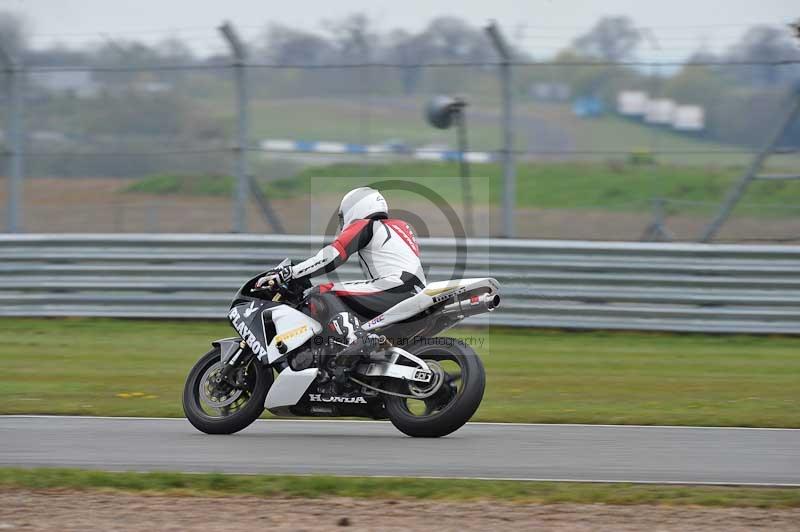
[[182, 259, 500, 437]]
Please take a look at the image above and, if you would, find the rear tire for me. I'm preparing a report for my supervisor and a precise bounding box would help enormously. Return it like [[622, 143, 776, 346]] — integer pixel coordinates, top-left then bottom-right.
[[182, 347, 272, 435], [384, 338, 485, 438]]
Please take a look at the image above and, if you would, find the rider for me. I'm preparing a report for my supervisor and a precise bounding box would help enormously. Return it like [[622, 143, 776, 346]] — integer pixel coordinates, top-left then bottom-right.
[[257, 187, 426, 365]]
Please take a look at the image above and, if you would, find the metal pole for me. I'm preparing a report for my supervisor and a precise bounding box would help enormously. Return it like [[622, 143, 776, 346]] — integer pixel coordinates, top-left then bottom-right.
[[486, 21, 516, 238], [699, 89, 800, 242], [455, 109, 474, 236], [1, 47, 24, 233], [219, 21, 250, 233], [641, 197, 674, 242], [355, 28, 370, 160]]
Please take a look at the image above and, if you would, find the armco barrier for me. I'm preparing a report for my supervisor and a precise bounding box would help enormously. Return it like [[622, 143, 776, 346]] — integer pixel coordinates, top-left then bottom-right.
[[1, 234, 800, 334]]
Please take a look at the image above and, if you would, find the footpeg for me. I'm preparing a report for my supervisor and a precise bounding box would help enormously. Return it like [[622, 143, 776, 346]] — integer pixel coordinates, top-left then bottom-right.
[[333, 366, 350, 385]]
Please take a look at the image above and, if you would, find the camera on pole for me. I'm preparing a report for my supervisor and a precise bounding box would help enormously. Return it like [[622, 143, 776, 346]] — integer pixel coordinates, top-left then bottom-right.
[[425, 95, 466, 130], [423, 96, 474, 236]]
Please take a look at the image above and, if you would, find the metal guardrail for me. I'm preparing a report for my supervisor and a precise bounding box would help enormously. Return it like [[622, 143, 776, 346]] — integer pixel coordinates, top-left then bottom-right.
[[2, 234, 800, 334]]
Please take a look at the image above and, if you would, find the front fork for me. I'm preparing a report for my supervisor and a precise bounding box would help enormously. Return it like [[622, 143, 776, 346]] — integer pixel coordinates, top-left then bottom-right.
[[214, 338, 255, 387]]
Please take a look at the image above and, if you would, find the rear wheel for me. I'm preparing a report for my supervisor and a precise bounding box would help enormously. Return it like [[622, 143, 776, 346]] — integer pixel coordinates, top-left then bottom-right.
[[182, 347, 272, 434], [384, 338, 485, 438]]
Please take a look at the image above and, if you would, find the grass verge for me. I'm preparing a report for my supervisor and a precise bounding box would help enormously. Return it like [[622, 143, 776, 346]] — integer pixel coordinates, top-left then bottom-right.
[[1, 468, 798, 508], [1, 318, 799, 427], [123, 161, 800, 217]]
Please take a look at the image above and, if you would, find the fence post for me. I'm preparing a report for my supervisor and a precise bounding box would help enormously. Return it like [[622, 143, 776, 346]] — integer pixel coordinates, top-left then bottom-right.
[[485, 21, 516, 238], [455, 107, 475, 236], [1, 47, 24, 233], [219, 21, 250, 233], [699, 88, 800, 242]]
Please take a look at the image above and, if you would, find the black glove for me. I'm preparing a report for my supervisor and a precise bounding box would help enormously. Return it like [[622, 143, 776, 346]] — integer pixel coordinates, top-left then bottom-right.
[[256, 265, 292, 288]]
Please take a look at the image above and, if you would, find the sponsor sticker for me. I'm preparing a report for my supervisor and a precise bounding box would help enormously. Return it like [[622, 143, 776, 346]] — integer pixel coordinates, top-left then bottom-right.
[[430, 286, 467, 304], [229, 307, 269, 359], [365, 314, 385, 328], [244, 301, 259, 318], [274, 324, 309, 344]]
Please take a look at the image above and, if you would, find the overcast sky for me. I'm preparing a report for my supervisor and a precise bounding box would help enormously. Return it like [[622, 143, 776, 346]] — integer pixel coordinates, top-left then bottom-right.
[[1, 0, 797, 60]]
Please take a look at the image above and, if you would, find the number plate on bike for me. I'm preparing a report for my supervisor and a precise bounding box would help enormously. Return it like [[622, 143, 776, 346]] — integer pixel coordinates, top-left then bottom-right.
[[413, 370, 433, 382]]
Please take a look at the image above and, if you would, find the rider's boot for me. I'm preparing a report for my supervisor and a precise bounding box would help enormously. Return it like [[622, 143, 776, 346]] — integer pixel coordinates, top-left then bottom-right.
[[327, 312, 379, 384]]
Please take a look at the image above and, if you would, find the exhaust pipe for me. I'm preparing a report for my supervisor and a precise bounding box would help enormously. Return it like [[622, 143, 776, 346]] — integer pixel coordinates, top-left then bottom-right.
[[441, 293, 500, 318]]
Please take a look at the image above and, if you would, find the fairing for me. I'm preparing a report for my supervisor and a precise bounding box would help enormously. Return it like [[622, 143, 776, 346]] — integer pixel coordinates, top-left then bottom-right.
[[228, 300, 321, 364]]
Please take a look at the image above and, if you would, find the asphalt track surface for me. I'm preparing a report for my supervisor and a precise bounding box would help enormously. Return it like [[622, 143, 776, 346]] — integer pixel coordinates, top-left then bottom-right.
[[2, 416, 799, 486]]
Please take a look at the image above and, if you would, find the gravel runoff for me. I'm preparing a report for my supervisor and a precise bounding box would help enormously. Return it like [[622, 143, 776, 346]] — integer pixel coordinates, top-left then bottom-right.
[[2, 490, 800, 532]]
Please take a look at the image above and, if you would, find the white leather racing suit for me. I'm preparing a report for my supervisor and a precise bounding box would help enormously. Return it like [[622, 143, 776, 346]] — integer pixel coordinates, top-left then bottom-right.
[[291, 216, 426, 318]]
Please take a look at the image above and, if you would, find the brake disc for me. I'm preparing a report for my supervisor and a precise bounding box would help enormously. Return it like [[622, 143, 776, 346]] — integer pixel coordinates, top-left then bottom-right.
[[199, 362, 243, 408]]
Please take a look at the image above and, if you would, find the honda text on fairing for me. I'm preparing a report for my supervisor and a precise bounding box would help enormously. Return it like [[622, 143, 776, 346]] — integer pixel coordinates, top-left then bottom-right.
[[182, 263, 500, 437]]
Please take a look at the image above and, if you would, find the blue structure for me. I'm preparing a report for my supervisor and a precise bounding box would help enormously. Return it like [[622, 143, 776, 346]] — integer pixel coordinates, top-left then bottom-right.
[[573, 96, 604, 118]]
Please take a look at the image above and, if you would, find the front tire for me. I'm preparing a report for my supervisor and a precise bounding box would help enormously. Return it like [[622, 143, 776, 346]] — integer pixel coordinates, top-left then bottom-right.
[[182, 347, 272, 435], [384, 338, 485, 438]]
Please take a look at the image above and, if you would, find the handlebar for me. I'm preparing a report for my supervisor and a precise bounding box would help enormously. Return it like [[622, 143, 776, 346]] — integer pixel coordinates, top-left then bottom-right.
[[250, 277, 286, 294], [241, 266, 309, 302]]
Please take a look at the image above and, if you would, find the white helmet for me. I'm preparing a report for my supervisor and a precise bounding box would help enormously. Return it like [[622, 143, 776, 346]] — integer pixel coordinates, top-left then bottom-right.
[[338, 187, 388, 230]]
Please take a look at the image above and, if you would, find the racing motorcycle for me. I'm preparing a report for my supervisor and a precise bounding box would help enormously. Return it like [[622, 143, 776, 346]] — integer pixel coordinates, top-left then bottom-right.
[[182, 259, 500, 438]]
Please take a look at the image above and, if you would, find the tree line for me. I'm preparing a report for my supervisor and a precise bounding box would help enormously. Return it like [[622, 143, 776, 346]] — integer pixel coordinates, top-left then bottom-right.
[[1, 11, 799, 159]]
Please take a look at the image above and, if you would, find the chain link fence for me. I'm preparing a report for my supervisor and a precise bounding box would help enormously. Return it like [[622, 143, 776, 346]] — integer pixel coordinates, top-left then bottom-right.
[[1, 37, 799, 241]]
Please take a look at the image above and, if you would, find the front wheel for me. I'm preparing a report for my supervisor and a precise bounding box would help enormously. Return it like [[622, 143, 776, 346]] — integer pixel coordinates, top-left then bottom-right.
[[384, 338, 485, 438], [182, 347, 272, 434]]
